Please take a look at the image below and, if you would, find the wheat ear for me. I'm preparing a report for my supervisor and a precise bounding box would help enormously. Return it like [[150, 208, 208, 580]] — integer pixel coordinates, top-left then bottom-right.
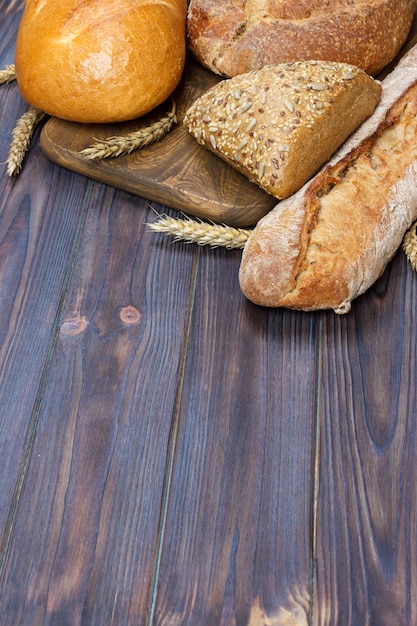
[[148, 214, 252, 249], [150, 214, 417, 266], [0, 64, 16, 84], [403, 220, 417, 272], [7, 107, 46, 176], [79, 100, 177, 160]]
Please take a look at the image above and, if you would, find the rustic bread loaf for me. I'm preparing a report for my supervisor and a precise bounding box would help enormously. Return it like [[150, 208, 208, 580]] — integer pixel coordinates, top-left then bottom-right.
[[183, 61, 381, 200], [187, 0, 417, 78], [238, 43, 417, 313], [14, 0, 187, 123]]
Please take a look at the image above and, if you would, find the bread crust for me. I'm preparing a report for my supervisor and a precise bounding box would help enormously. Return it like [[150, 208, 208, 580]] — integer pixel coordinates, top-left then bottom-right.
[[15, 0, 187, 123], [239, 43, 417, 313], [183, 61, 381, 199], [188, 0, 417, 77]]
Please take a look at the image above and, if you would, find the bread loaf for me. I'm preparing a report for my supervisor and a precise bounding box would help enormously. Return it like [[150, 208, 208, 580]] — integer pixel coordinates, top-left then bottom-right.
[[187, 0, 417, 78], [239, 42, 417, 313], [183, 61, 381, 200], [14, 0, 187, 123]]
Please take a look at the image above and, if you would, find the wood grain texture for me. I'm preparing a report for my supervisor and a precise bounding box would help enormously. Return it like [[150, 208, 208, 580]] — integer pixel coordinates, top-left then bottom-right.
[[0, 190, 200, 624], [315, 253, 417, 626], [40, 58, 277, 229], [0, 101, 93, 539], [151, 247, 320, 626]]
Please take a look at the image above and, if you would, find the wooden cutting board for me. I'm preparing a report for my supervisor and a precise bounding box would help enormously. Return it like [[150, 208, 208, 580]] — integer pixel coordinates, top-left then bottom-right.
[[40, 57, 277, 228], [40, 19, 417, 229]]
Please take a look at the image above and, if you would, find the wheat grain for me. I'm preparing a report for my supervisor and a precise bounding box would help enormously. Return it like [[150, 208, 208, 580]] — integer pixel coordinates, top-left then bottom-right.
[[403, 220, 417, 271], [0, 64, 16, 84], [79, 100, 177, 160], [7, 107, 46, 176], [148, 215, 251, 249]]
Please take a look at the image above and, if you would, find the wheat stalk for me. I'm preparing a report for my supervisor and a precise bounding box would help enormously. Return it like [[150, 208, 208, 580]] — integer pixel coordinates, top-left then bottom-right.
[[403, 220, 417, 272], [7, 107, 46, 176], [79, 100, 177, 160], [148, 214, 252, 249], [150, 214, 417, 270], [0, 64, 16, 84]]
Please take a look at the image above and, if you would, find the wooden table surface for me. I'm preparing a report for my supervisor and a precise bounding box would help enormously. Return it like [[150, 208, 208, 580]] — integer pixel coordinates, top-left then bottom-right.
[[1, 3, 417, 625]]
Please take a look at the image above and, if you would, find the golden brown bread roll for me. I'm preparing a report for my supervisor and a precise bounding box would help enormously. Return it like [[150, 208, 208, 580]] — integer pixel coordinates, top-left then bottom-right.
[[238, 43, 417, 314], [187, 0, 417, 78], [15, 0, 187, 123], [183, 61, 381, 200]]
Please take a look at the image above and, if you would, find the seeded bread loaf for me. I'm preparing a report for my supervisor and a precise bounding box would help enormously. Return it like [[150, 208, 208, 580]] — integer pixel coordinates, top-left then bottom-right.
[[183, 61, 381, 200], [188, 0, 417, 78], [15, 0, 187, 123], [238, 43, 417, 313]]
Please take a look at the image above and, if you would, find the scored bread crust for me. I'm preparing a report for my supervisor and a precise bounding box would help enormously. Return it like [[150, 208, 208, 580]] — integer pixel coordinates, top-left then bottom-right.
[[15, 0, 187, 123], [187, 0, 417, 77], [238, 42, 417, 313]]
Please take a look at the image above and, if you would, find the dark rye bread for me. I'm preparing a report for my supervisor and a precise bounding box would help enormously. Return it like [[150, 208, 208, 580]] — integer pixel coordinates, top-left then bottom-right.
[[238, 43, 417, 314], [183, 61, 381, 199], [187, 0, 417, 78]]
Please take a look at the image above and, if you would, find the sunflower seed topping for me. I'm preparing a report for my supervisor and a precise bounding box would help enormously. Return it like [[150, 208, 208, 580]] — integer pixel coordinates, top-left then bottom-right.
[[240, 100, 253, 113], [183, 60, 381, 199], [308, 82, 326, 91], [283, 99, 295, 113], [246, 118, 257, 132]]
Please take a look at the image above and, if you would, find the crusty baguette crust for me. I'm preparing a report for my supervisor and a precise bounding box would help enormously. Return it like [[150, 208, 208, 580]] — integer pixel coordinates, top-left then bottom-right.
[[239, 43, 417, 313], [188, 0, 417, 78], [15, 0, 187, 123], [183, 61, 381, 200]]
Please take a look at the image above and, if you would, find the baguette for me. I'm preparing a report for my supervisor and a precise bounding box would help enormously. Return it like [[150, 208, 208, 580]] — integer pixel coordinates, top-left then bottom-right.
[[238, 43, 417, 313], [187, 0, 417, 78], [183, 61, 381, 200], [14, 0, 187, 123]]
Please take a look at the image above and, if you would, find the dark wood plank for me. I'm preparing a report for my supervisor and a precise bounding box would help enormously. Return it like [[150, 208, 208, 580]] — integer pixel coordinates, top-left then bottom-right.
[[40, 57, 277, 229], [0, 111, 96, 543], [0, 190, 200, 624], [152, 245, 320, 625], [314, 252, 417, 625]]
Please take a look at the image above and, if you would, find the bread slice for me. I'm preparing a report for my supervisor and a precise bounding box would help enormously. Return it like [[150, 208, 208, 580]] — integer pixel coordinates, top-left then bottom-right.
[[238, 75, 417, 313], [183, 61, 381, 199]]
